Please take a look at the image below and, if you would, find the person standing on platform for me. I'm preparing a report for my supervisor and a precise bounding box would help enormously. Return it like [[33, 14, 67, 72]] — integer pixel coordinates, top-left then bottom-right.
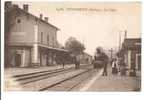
[[112, 59, 118, 74], [102, 53, 109, 76], [74, 55, 80, 69]]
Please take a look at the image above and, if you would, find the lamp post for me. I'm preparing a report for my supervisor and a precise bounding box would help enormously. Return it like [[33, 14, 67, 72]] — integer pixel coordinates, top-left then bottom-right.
[[109, 48, 114, 65]]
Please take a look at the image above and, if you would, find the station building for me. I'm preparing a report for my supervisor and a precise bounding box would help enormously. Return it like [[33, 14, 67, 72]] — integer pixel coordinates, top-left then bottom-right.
[[120, 38, 141, 70], [5, 2, 68, 67]]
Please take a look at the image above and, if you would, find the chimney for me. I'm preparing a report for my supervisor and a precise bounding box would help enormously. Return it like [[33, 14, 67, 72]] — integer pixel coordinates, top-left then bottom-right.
[[44, 17, 49, 22], [23, 4, 29, 12], [5, 1, 12, 9], [13, 4, 19, 8], [40, 14, 43, 19]]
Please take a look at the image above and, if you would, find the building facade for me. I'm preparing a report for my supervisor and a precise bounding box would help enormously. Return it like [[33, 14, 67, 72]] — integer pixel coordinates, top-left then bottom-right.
[[79, 52, 93, 64], [5, 2, 68, 67], [120, 38, 141, 70]]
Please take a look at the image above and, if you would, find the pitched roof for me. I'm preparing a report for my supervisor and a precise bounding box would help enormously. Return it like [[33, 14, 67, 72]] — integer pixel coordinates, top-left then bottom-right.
[[124, 38, 141, 46], [5, 5, 60, 30], [83, 52, 92, 57], [122, 38, 141, 49]]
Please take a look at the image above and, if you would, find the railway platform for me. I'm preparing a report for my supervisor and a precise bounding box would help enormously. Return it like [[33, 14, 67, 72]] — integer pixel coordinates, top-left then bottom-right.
[[79, 66, 141, 91], [4, 64, 91, 91], [4, 64, 75, 76]]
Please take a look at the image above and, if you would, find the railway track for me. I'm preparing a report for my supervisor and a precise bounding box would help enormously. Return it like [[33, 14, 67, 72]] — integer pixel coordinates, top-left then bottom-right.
[[13, 67, 74, 85], [7, 64, 94, 91], [20, 68, 91, 91], [40, 68, 96, 91]]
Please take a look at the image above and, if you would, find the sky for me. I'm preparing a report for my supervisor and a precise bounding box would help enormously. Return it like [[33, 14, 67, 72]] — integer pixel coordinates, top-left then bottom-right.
[[12, 1, 141, 56]]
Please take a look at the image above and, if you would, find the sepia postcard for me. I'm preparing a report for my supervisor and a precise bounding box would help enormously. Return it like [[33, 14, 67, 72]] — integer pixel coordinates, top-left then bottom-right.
[[3, 1, 141, 92]]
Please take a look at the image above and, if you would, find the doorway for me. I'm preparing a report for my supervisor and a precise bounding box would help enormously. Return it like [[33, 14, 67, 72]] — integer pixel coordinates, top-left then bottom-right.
[[136, 54, 141, 70], [15, 54, 21, 67]]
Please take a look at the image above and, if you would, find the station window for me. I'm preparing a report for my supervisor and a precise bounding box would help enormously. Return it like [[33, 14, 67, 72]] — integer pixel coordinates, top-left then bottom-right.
[[41, 32, 43, 43], [47, 34, 49, 45]]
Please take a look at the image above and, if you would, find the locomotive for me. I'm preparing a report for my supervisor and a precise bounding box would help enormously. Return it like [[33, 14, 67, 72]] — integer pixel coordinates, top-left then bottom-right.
[[93, 47, 108, 69]]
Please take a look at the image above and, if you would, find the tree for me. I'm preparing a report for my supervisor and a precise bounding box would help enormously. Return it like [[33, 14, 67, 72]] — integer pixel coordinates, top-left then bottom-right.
[[65, 37, 85, 69], [65, 37, 85, 56]]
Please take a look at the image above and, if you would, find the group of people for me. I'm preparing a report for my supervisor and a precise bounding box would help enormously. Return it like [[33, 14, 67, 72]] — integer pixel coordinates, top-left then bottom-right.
[[99, 57, 126, 76], [93, 47, 126, 76], [111, 58, 127, 75], [70, 47, 126, 76]]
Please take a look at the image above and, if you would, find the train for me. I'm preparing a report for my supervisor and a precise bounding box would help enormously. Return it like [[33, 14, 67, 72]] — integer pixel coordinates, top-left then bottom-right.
[[93, 47, 108, 69]]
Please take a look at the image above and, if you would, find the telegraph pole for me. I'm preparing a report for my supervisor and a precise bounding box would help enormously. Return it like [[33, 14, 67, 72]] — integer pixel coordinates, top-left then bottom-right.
[[124, 30, 127, 39], [119, 32, 121, 51], [109, 48, 113, 59]]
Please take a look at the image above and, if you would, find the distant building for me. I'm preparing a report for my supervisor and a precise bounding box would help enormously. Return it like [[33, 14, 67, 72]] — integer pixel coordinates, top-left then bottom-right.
[[120, 38, 141, 70], [79, 52, 93, 64], [5, 2, 68, 67]]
